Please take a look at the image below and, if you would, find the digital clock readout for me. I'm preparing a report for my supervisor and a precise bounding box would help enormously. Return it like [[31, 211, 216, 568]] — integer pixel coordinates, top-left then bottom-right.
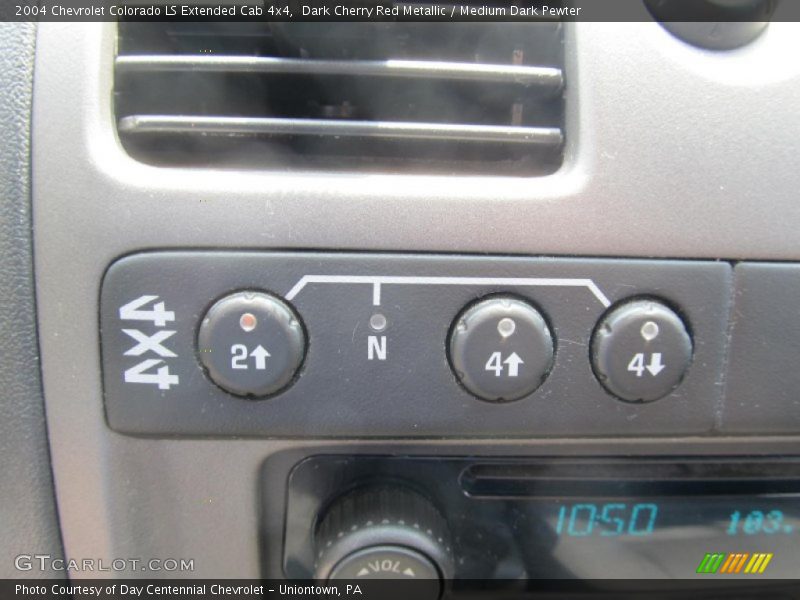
[[553, 503, 795, 538], [555, 503, 659, 536]]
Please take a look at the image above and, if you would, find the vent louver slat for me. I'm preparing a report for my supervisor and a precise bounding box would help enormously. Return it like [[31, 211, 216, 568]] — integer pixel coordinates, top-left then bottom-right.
[[115, 22, 566, 175], [116, 55, 564, 88], [118, 116, 563, 145]]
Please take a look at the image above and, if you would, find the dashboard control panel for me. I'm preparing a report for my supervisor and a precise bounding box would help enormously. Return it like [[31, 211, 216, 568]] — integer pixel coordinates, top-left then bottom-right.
[[99, 251, 747, 438], [28, 18, 800, 590]]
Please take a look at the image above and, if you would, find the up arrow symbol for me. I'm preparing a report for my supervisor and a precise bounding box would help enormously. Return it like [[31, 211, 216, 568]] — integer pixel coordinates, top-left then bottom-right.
[[504, 352, 524, 377], [646, 353, 665, 376], [250, 345, 271, 370]]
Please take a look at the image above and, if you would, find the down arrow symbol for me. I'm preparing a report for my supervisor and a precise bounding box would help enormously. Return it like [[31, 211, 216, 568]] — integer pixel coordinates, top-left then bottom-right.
[[646, 353, 665, 376]]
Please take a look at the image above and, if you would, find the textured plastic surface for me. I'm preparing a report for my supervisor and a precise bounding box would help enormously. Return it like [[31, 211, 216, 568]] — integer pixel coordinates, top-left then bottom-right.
[[100, 252, 731, 437], [722, 263, 800, 434], [0, 22, 64, 577]]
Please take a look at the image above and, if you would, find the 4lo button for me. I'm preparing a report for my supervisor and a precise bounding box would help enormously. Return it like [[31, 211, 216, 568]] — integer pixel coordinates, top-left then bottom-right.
[[197, 291, 306, 398], [591, 299, 693, 402]]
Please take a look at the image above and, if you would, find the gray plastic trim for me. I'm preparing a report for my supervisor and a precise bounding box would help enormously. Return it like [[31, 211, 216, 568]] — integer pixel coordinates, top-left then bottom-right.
[[33, 22, 800, 577], [0, 21, 64, 578]]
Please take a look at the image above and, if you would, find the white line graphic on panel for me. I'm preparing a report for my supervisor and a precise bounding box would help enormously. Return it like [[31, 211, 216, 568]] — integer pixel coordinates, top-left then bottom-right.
[[285, 275, 611, 307], [372, 282, 382, 306]]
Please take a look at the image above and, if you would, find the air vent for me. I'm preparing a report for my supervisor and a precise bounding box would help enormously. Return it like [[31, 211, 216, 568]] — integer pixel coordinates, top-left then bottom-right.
[[115, 20, 565, 175]]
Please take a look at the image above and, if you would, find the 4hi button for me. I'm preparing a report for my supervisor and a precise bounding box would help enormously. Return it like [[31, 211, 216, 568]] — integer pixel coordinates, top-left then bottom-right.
[[449, 296, 554, 402], [197, 291, 306, 398], [591, 299, 692, 402]]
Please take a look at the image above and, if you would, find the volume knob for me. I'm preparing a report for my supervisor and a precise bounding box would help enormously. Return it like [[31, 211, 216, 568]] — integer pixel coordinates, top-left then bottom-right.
[[314, 487, 452, 596]]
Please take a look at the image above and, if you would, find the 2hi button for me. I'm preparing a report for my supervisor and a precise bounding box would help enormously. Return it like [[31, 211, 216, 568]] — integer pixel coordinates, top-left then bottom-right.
[[591, 299, 693, 403], [197, 291, 306, 398]]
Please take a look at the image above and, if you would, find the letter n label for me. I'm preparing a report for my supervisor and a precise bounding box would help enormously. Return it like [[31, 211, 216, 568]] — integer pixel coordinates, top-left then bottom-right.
[[368, 336, 387, 361]]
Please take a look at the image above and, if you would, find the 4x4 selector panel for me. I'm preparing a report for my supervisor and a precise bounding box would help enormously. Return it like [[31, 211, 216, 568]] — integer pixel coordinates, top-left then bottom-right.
[[100, 252, 731, 437]]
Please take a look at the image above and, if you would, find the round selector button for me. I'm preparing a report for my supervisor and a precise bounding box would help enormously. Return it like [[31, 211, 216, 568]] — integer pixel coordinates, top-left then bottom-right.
[[448, 296, 555, 402], [197, 291, 305, 398], [591, 299, 692, 403]]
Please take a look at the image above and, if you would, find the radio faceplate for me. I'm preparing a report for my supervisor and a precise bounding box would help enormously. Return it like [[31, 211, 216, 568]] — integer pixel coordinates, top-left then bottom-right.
[[280, 455, 800, 583]]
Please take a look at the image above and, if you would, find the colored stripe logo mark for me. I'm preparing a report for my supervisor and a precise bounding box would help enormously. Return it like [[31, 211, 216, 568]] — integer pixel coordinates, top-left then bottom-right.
[[697, 552, 773, 574], [697, 553, 726, 574]]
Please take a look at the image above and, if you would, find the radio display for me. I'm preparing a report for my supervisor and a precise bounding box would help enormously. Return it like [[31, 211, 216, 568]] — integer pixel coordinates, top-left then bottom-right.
[[527, 497, 799, 578], [460, 460, 800, 579]]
